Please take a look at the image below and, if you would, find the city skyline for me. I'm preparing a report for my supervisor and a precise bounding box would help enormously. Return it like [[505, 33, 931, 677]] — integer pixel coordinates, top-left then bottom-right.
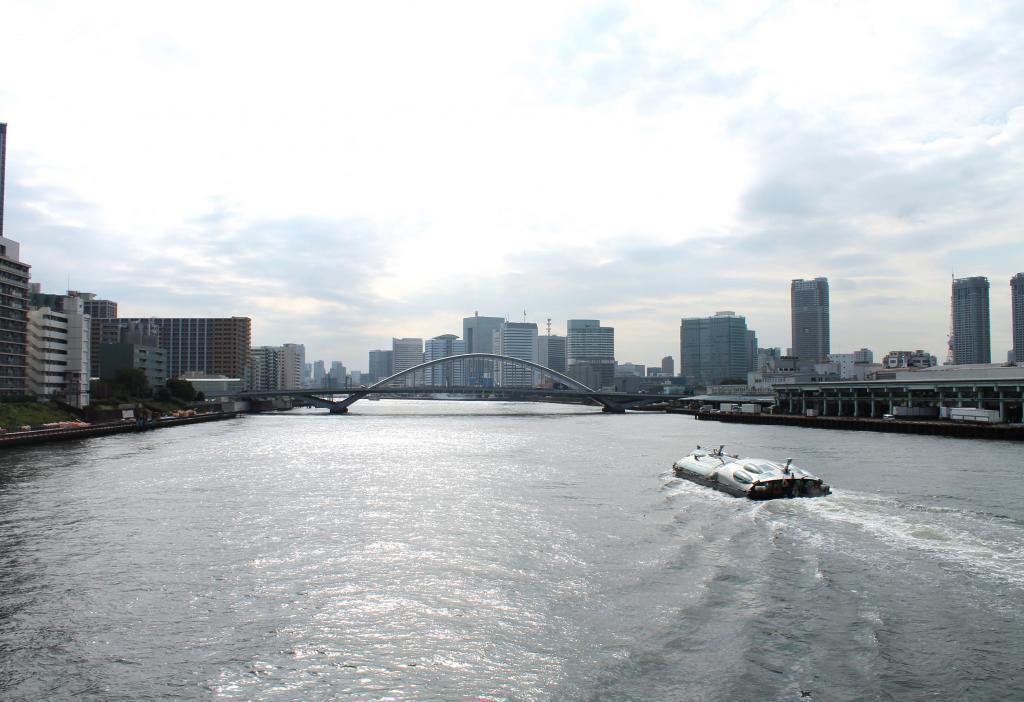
[[2, 2, 1022, 365]]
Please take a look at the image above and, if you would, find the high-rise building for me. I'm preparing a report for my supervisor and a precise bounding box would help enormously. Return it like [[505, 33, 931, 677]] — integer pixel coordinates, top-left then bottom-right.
[[791, 277, 830, 368], [27, 287, 91, 407], [495, 322, 538, 386], [1012, 273, 1024, 363], [0, 122, 7, 238], [111, 317, 251, 379], [661, 356, 674, 376], [328, 361, 347, 388], [566, 319, 615, 389], [281, 343, 304, 389], [367, 350, 393, 384], [679, 311, 757, 387], [248, 343, 304, 391], [392, 337, 423, 385], [212, 318, 251, 379], [951, 276, 991, 365], [462, 313, 504, 354], [463, 313, 504, 385], [537, 334, 566, 373], [249, 346, 282, 391], [0, 234, 30, 396], [312, 359, 326, 386], [424, 334, 466, 386], [68, 291, 118, 320], [0, 126, 30, 397], [67, 291, 118, 377]]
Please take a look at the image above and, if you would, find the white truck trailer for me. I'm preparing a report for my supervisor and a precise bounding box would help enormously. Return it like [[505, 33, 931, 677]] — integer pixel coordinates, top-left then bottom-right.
[[948, 407, 1002, 424]]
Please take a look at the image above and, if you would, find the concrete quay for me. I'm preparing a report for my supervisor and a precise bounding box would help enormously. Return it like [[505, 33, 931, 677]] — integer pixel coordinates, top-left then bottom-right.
[[695, 411, 1024, 441], [0, 412, 239, 449]]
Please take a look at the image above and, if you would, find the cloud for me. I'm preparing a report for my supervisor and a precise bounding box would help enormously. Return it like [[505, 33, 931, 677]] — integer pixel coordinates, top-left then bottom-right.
[[4, 172, 122, 282], [3, 1, 1023, 367], [542, 3, 756, 110]]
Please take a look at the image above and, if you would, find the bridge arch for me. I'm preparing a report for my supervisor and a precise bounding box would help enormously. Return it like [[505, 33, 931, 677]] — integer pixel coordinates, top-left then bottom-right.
[[369, 353, 595, 393]]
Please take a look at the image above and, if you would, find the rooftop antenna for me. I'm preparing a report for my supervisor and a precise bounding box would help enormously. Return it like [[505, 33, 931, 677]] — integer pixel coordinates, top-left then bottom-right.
[[523, 309, 527, 323]]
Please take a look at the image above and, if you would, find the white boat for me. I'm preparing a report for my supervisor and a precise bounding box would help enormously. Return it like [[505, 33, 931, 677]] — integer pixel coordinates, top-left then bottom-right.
[[672, 445, 831, 499]]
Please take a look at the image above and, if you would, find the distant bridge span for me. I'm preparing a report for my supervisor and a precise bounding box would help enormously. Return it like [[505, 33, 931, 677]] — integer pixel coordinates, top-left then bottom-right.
[[236, 353, 676, 414], [369, 353, 595, 393]]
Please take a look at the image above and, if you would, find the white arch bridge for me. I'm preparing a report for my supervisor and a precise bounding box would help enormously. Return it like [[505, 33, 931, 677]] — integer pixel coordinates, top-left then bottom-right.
[[236, 353, 682, 414]]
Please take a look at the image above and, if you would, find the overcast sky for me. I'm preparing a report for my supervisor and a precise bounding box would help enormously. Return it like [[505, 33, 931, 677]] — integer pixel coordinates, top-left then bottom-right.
[[2, 0, 1022, 368]]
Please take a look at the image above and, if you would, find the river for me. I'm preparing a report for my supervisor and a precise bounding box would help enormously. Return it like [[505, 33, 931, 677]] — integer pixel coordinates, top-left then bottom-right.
[[1, 401, 1022, 700]]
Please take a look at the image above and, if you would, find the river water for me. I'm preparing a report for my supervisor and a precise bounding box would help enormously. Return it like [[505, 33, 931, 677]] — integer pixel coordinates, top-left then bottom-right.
[[1, 401, 1022, 701]]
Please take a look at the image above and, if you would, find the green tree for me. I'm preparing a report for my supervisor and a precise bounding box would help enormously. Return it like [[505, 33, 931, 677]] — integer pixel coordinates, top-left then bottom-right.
[[165, 378, 197, 402], [116, 368, 151, 399]]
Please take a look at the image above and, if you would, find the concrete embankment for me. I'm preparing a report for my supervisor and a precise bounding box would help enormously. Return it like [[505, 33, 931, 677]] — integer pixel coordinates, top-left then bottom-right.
[[695, 411, 1024, 441], [0, 412, 240, 449]]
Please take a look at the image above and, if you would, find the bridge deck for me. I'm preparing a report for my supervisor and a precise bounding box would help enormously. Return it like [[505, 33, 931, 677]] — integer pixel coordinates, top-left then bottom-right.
[[236, 386, 682, 403]]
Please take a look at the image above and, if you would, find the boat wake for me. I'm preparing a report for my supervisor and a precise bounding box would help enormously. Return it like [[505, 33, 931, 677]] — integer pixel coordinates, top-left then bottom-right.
[[661, 465, 1024, 592], [771, 491, 1024, 592]]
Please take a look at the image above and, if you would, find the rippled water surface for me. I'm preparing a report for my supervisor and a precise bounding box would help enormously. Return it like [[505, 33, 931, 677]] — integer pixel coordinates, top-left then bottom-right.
[[1, 401, 1023, 700]]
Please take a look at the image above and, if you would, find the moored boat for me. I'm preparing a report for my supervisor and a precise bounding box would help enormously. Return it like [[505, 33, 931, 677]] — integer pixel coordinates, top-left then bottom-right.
[[672, 445, 831, 499]]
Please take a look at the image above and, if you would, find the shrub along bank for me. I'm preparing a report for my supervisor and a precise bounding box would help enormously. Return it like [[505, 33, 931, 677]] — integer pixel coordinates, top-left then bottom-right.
[[0, 399, 75, 431]]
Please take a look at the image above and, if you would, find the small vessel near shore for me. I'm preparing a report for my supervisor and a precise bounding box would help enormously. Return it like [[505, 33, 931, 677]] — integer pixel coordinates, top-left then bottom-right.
[[672, 445, 831, 499]]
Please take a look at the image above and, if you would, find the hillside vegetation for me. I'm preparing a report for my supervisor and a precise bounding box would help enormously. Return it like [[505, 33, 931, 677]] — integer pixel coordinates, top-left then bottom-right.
[[0, 401, 75, 431]]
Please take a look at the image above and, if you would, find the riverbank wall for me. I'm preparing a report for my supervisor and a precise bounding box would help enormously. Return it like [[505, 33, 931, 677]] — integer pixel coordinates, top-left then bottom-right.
[[0, 412, 239, 449], [695, 411, 1024, 441]]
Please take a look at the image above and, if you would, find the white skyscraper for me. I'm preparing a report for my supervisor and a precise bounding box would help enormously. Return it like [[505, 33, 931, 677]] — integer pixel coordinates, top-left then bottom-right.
[[392, 337, 424, 386], [280, 343, 305, 390], [495, 322, 538, 387]]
